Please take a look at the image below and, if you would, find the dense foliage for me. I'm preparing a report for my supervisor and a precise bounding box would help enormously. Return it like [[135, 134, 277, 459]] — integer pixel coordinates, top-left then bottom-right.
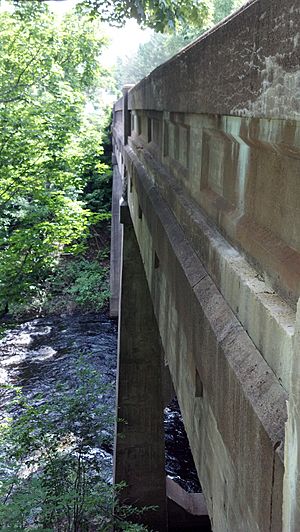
[[0, 356, 150, 530], [213, 0, 246, 23], [0, 2, 112, 315], [76, 0, 212, 32], [27, 0, 220, 32]]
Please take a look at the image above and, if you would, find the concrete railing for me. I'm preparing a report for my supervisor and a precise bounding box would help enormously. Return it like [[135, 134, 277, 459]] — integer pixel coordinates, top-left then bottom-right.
[[111, 1, 300, 530], [166, 476, 207, 516]]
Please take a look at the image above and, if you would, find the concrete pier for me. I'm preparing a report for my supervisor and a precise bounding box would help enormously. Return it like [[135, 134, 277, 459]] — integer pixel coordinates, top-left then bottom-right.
[[114, 203, 167, 531]]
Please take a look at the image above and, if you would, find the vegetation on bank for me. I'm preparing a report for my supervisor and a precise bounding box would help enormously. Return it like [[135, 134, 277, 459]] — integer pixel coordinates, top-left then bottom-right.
[[8, 112, 114, 319], [0, 356, 150, 531], [0, 2, 113, 318]]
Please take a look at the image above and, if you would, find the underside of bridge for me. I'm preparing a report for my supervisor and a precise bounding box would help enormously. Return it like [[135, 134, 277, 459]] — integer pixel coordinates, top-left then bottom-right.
[[111, 0, 300, 530]]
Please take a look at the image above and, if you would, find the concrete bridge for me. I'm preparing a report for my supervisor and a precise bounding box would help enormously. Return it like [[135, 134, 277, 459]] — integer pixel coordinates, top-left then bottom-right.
[[110, 0, 300, 530]]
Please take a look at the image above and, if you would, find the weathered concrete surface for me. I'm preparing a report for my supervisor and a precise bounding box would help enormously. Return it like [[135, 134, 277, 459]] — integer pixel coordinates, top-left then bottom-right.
[[283, 302, 300, 531], [109, 163, 122, 317], [123, 143, 287, 531], [110, 87, 135, 316], [112, 0, 300, 530], [129, 0, 300, 120], [166, 477, 211, 531], [113, 210, 167, 531], [166, 476, 208, 516]]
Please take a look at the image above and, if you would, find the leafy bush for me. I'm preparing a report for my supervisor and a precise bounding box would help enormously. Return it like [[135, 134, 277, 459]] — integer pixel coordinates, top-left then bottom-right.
[[0, 356, 150, 531], [49, 257, 110, 312], [67, 260, 110, 310]]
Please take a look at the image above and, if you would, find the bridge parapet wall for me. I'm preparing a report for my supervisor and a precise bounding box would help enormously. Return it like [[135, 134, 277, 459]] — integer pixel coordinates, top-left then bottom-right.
[[112, 1, 300, 530]]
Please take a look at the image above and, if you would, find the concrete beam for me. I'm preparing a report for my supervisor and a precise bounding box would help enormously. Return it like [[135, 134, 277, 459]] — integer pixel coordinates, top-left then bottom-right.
[[166, 476, 208, 517]]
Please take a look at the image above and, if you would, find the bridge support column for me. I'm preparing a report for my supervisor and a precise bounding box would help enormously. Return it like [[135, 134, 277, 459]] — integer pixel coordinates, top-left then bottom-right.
[[114, 202, 167, 531]]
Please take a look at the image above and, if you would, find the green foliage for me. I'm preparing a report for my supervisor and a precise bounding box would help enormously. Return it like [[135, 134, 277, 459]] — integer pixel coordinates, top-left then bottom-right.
[[79, 111, 113, 214], [0, 357, 150, 531], [50, 257, 110, 311], [68, 261, 109, 310], [78, 0, 212, 32], [213, 0, 246, 23], [0, 2, 111, 311], [9, 252, 111, 317]]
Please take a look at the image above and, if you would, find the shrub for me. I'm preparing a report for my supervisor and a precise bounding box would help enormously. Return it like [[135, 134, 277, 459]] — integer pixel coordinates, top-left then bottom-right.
[[0, 356, 150, 531], [67, 260, 110, 310]]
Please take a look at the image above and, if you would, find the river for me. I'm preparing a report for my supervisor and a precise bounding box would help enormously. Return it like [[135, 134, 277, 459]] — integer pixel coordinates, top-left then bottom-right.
[[0, 312, 201, 493]]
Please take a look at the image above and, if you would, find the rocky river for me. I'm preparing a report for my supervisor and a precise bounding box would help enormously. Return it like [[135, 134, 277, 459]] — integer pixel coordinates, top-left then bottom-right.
[[0, 312, 201, 493]]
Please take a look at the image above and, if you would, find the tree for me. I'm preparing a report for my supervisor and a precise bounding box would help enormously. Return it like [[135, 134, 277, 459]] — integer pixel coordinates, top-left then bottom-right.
[[213, 0, 246, 23], [0, 2, 110, 311], [77, 0, 247, 34], [36, 0, 213, 33]]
